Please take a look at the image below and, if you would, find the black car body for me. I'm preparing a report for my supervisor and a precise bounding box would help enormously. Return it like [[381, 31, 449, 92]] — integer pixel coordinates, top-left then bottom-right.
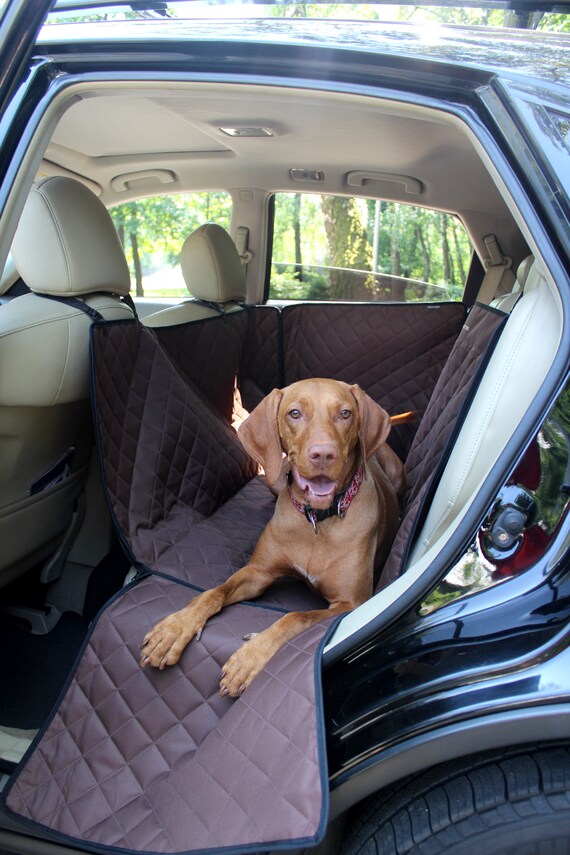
[[0, 2, 569, 853]]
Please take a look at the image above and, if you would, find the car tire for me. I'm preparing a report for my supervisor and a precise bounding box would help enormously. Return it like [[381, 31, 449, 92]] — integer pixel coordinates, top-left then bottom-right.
[[339, 745, 570, 855]]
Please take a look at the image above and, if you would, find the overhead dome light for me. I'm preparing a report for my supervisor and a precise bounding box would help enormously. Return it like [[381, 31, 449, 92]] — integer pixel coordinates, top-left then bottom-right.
[[219, 126, 274, 137], [290, 168, 325, 182]]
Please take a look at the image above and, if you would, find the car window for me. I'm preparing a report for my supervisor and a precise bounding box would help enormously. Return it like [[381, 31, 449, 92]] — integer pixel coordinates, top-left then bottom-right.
[[110, 192, 232, 300], [551, 110, 570, 151], [269, 192, 473, 302]]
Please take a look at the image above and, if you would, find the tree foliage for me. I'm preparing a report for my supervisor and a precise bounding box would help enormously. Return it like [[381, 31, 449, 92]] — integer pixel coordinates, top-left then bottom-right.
[[110, 192, 231, 296], [268, 3, 569, 30], [270, 193, 471, 302], [48, 2, 569, 30]]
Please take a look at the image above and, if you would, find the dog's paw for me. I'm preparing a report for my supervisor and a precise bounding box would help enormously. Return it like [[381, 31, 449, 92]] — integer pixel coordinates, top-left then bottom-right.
[[219, 636, 272, 697], [140, 610, 203, 670]]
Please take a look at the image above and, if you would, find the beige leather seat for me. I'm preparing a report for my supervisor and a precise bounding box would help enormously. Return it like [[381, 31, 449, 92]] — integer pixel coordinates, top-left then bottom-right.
[[411, 253, 559, 565], [144, 222, 247, 327], [0, 176, 134, 589], [491, 254, 534, 312]]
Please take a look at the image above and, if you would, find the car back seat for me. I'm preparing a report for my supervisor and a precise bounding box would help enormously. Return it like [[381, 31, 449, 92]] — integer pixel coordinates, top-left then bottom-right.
[[376, 254, 542, 586], [8, 251, 552, 855], [280, 301, 466, 461], [408, 255, 559, 568]]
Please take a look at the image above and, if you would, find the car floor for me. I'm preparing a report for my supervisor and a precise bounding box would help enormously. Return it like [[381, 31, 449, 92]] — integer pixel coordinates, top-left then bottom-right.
[[0, 544, 131, 767], [0, 611, 87, 731]]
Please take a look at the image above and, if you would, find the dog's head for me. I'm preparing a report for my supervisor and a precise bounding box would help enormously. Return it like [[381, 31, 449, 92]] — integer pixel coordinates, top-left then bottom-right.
[[238, 378, 391, 508]]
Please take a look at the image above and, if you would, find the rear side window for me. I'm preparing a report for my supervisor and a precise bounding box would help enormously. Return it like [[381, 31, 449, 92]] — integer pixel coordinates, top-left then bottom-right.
[[269, 192, 472, 302], [110, 192, 232, 299]]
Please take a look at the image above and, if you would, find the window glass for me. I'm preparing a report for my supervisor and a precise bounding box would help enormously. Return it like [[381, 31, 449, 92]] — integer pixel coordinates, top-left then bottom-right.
[[110, 192, 232, 299], [269, 193, 473, 302], [550, 109, 570, 154]]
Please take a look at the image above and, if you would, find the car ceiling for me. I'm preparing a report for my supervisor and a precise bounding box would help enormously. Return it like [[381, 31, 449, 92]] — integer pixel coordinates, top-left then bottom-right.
[[40, 81, 526, 262]]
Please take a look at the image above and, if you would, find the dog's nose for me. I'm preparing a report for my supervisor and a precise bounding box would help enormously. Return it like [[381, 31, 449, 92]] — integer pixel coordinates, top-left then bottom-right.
[[308, 443, 337, 466]]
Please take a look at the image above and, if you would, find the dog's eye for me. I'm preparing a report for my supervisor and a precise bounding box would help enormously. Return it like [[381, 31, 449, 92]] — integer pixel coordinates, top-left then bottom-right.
[[340, 409, 352, 420], [288, 408, 302, 420]]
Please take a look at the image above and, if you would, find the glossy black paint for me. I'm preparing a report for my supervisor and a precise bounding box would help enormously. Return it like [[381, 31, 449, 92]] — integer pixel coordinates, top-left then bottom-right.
[[36, 17, 570, 88], [0, 0, 53, 117], [325, 563, 570, 773]]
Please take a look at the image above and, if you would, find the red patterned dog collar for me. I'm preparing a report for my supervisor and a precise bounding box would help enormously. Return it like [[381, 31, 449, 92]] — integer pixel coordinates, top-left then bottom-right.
[[288, 466, 365, 534]]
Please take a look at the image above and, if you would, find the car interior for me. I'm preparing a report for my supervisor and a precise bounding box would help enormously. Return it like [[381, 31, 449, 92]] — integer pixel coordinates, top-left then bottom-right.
[[0, 72, 565, 787]]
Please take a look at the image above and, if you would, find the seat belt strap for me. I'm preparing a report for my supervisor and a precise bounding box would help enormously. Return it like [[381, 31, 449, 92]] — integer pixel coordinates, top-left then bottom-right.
[[37, 293, 105, 322]]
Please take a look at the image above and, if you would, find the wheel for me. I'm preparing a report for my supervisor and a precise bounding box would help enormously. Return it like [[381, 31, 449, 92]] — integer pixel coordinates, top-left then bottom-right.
[[339, 745, 570, 854]]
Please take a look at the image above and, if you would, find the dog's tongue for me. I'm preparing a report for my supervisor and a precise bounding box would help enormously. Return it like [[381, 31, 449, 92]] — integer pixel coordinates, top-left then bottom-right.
[[294, 470, 337, 499]]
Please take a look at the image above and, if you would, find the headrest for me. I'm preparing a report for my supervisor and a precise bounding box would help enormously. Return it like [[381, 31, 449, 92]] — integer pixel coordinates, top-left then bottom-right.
[[11, 177, 131, 297], [516, 255, 535, 290], [180, 223, 246, 304]]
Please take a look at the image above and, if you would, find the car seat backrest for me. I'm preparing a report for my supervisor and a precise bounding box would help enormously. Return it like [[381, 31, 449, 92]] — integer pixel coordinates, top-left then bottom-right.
[[380, 255, 558, 593], [144, 223, 247, 327], [0, 176, 134, 589], [490, 254, 534, 313], [410, 256, 559, 565]]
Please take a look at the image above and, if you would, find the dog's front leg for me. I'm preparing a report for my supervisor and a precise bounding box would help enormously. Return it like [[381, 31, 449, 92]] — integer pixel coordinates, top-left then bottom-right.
[[140, 565, 274, 670], [219, 601, 351, 697], [140, 587, 226, 669]]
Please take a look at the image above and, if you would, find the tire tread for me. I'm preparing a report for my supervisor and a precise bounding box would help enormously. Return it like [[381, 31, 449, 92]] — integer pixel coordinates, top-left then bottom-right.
[[340, 744, 570, 855]]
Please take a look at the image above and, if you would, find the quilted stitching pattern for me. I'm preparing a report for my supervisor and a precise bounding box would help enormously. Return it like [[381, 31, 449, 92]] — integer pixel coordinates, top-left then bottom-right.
[[282, 302, 465, 460], [138, 477, 326, 611], [6, 576, 330, 852], [92, 321, 258, 531], [155, 311, 249, 423], [378, 305, 506, 587], [239, 306, 281, 410], [92, 323, 322, 611]]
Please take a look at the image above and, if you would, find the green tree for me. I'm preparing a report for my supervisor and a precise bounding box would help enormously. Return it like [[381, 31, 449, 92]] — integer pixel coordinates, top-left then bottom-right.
[[321, 196, 374, 299], [110, 192, 231, 296]]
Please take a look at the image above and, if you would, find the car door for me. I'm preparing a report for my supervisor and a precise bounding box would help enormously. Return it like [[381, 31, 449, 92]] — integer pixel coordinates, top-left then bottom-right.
[[0, 0, 53, 150], [0, 0, 53, 263]]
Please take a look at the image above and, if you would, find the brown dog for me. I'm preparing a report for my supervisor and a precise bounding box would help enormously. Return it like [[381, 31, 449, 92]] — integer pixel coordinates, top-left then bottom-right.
[[140, 379, 406, 697]]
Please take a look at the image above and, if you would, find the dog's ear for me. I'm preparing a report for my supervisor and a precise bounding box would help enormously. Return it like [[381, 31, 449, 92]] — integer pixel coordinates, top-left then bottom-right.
[[238, 388, 285, 489], [350, 384, 392, 461]]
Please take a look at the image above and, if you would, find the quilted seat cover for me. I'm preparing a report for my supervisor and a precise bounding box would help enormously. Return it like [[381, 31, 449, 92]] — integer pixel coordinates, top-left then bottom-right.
[[91, 318, 325, 612], [281, 302, 465, 460], [378, 303, 508, 586], [4, 314, 334, 854], [5, 576, 333, 853], [4, 301, 502, 855]]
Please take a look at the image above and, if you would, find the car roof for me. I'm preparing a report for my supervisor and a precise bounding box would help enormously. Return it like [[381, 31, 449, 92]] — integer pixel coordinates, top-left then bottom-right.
[[38, 11, 570, 88]]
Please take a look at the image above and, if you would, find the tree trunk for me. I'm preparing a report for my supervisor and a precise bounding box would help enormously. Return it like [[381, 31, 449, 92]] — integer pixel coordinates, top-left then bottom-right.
[[504, 10, 543, 28], [321, 196, 373, 299], [130, 231, 144, 297], [451, 220, 466, 283], [293, 193, 303, 281], [390, 225, 403, 300], [415, 223, 431, 281], [441, 214, 452, 286]]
